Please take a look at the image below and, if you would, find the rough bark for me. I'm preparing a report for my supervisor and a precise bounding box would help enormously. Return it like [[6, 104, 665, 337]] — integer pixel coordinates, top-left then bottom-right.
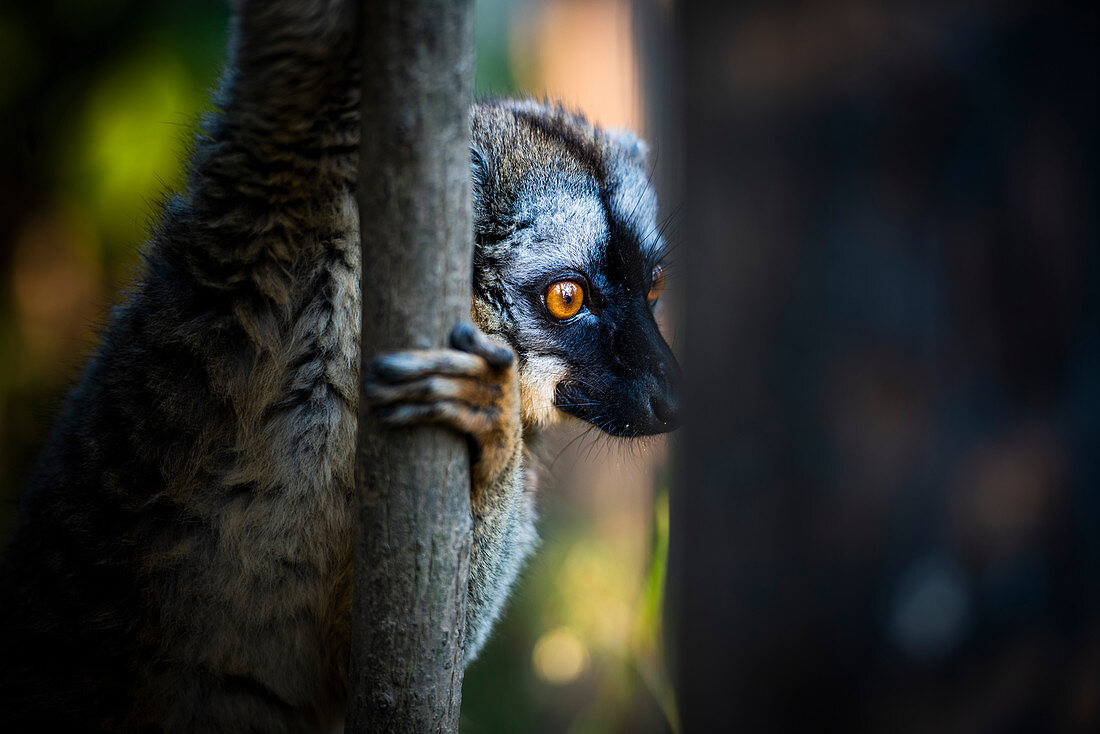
[[347, 1, 475, 732]]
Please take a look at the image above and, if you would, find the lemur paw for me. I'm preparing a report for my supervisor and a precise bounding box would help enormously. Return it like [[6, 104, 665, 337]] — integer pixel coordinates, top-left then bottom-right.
[[364, 321, 521, 490]]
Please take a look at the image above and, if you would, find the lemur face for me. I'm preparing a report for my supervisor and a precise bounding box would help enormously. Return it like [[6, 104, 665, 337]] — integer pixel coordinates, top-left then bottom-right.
[[471, 102, 681, 437]]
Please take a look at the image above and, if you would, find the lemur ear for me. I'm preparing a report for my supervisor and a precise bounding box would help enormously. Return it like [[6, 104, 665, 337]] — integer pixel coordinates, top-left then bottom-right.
[[606, 129, 650, 168], [470, 146, 493, 192]]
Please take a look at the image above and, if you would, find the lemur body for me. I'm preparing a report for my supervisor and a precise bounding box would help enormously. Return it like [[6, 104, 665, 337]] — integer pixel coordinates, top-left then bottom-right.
[[0, 1, 679, 731]]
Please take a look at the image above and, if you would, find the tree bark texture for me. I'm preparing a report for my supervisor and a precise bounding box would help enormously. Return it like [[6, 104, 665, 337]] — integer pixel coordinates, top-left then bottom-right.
[[347, 1, 475, 732]]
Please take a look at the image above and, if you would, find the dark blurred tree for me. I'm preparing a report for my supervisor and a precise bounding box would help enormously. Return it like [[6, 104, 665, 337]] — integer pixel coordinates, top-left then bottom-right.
[[673, 1, 1097, 732]]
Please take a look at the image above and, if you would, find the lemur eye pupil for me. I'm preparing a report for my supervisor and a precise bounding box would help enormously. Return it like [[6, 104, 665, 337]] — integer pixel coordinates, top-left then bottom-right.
[[647, 265, 666, 304], [545, 280, 584, 321]]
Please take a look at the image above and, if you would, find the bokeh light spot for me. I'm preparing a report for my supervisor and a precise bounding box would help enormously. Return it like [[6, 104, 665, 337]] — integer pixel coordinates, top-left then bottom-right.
[[70, 52, 205, 249], [532, 627, 589, 685]]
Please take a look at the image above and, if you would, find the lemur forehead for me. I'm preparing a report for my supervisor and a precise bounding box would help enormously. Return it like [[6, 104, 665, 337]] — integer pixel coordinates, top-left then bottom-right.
[[508, 162, 662, 269], [510, 179, 608, 272], [472, 100, 664, 265]]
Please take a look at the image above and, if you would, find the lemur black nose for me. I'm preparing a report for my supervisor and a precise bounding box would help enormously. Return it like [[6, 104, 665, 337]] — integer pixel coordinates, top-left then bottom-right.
[[643, 341, 682, 433], [649, 389, 682, 431]]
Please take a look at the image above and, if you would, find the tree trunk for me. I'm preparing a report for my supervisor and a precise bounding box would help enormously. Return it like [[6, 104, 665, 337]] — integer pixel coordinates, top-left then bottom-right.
[[346, 1, 475, 732]]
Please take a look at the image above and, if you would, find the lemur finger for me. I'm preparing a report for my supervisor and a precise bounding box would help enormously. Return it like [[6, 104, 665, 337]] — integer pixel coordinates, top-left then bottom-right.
[[374, 400, 495, 436], [449, 321, 514, 369], [363, 375, 482, 406], [369, 350, 487, 382]]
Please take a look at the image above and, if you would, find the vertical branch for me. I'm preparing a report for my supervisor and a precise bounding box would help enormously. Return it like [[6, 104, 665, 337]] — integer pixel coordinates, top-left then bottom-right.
[[348, 1, 475, 732]]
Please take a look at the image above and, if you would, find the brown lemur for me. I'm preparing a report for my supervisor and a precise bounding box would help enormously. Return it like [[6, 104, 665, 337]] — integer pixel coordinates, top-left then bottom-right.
[[0, 1, 680, 731]]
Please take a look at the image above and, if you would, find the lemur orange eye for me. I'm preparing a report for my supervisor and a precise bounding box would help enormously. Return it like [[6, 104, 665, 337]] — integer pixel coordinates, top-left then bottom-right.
[[647, 265, 666, 304], [545, 280, 584, 320]]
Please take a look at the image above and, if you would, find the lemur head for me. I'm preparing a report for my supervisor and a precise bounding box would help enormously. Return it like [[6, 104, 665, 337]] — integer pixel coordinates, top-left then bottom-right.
[[470, 100, 681, 437]]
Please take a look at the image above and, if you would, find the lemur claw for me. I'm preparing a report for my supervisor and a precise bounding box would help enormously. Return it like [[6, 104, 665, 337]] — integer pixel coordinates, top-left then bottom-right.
[[367, 322, 512, 383], [449, 320, 514, 368], [364, 322, 521, 487], [363, 323, 519, 461]]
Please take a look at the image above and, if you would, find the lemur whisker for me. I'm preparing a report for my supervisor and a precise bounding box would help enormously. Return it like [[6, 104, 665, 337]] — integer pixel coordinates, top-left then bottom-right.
[[549, 423, 602, 475], [644, 204, 685, 261], [642, 199, 682, 248], [623, 159, 657, 230], [561, 377, 603, 393]]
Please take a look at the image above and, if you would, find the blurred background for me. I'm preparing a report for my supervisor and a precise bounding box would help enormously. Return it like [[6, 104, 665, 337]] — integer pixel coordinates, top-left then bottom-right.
[[0, 1, 1095, 733], [673, 1, 1097, 733]]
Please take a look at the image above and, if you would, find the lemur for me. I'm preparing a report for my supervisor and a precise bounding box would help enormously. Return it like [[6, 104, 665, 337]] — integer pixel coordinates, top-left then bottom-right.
[[0, 1, 680, 731]]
